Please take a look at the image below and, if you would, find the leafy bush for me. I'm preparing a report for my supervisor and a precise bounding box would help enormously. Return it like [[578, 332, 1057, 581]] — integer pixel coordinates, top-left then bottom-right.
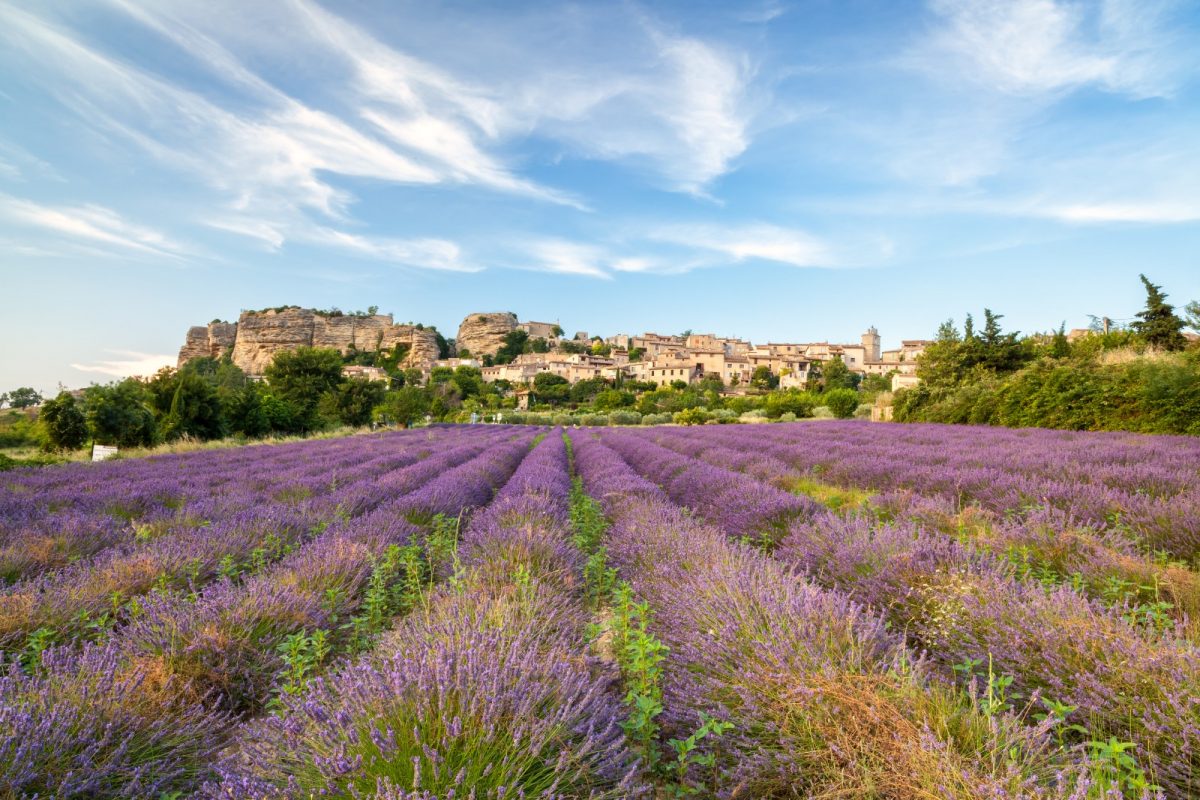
[[579, 414, 609, 427], [608, 410, 642, 426], [896, 353, 1200, 435], [823, 388, 860, 419], [763, 390, 816, 419], [641, 413, 671, 426], [673, 408, 712, 426]]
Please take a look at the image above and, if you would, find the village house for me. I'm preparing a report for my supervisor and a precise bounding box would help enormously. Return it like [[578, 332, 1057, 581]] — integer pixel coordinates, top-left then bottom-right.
[[433, 358, 481, 370], [518, 321, 560, 340], [478, 322, 923, 393], [341, 365, 389, 382]]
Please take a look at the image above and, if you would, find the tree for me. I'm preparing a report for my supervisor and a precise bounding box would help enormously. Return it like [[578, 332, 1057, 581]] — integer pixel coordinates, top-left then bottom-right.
[[450, 366, 486, 400], [860, 372, 894, 393], [821, 357, 861, 391], [532, 373, 570, 405], [6, 387, 42, 408], [223, 382, 271, 437], [763, 390, 816, 419], [40, 391, 88, 451], [321, 378, 386, 427], [164, 369, 225, 440], [824, 388, 860, 419], [1132, 274, 1186, 351], [551, 324, 564, 338], [84, 379, 156, 447], [978, 309, 1029, 372], [264, 347, 345, 432], [1182, 300, 1200, 334], [593, 389, 635, 411], [1049, 322, 1071, 359], [750, 366, 778, 390], [494, 329, 530, 364]]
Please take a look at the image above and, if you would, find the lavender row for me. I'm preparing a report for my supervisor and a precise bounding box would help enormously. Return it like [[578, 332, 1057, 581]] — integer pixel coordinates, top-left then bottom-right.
[[0, 429, 455, 585], [569, 432, 1092, 798], [0, 428, 450, 519], [0, 429, 516, 650], [779, 511, 1200, 796], [594, 429, 820, 539], [640, 426, 1200, 632], [1, 430, 539, 799], [615, 425, 1200, 790], [675, 422, 1200, 559], [210, 433, 646, 799]]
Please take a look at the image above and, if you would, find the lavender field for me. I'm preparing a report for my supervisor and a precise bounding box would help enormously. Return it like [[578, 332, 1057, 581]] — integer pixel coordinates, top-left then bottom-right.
[[2, 422, 1199, 799]]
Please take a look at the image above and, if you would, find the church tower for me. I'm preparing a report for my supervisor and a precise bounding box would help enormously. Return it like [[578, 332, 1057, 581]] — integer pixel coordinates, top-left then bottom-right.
[[861, 326, 881, 362]]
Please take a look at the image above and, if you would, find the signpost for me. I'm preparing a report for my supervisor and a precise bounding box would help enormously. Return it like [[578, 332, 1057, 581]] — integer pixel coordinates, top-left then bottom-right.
[[92, 444, 118, 462]]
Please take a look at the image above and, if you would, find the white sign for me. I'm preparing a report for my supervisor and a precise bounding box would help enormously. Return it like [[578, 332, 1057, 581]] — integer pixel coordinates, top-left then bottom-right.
[[92, 444, 119, 462]]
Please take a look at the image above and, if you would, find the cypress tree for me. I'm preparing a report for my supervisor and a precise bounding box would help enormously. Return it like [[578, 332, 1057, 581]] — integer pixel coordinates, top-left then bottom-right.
[[1132, 274, 1186, 351]]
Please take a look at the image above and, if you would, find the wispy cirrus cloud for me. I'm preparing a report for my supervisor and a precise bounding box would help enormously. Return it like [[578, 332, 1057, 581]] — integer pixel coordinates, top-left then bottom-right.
[[0, 0, 766, 268], [521, 240, 613, 279], [509, 221, 836, 279], [70, 350, 176, 378], [648, 223, 833, 268], [917, 0, 1188, 98], [0, 193, 191, 259]]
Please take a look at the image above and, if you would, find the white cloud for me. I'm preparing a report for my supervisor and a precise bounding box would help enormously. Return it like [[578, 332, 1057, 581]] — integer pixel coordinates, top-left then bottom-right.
[[735, 2, 788, 24], [304, 228, 478, 272], [71, 350, 176, 379], [0, 193, 190, 258], [521, 24, 756, 194], [920, 0, 1185, 98], [649, 223, 833, 267], [1042, 202, 1200, 224], [524, 240, 612, 279], [0, 3, 571, 264]]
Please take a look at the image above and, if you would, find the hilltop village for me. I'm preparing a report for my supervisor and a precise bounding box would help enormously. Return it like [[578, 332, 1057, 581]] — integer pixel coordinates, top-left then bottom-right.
[[179, 309, 929, 401], [456, 313, 927, 399]]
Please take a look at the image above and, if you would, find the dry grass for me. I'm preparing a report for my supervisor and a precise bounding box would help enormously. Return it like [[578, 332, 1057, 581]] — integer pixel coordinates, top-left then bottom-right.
[[1095, 346, 1184, 366], [786, 477, 875, 513]]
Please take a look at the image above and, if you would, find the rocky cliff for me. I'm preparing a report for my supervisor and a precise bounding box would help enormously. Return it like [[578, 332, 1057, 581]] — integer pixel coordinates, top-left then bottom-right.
[[178, 308, 440, 375], [455, 312, 517, 358]]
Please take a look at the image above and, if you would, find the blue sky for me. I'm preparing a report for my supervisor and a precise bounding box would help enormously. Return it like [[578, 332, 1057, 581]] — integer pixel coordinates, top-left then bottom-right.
[[1, 0, 1198, 392]]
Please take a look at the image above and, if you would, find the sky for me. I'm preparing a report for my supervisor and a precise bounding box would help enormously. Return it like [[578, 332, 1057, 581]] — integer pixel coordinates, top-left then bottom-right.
[[1, 0, 1198, 392]]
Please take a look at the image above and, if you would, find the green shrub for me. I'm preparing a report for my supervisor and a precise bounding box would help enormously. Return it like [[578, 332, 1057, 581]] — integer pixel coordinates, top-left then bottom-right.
[[608, 410, 642, 426], [641, 413, 672, 426], [674, 408, 712, 426], [824, 388, 860, 419], [763, 390, 817, 419]]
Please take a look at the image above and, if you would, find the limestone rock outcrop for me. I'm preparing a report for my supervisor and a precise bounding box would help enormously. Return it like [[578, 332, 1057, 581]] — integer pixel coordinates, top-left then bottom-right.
[[178, 308, 440, 375], [178, 322, 237, 364], [455, 312, 517, 358]]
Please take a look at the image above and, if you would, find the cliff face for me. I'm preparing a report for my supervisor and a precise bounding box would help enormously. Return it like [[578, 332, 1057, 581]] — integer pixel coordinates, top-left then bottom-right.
[[178, 322, 237, 364], [456, 312, 517, 358], [178, 308, 440, 375]]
